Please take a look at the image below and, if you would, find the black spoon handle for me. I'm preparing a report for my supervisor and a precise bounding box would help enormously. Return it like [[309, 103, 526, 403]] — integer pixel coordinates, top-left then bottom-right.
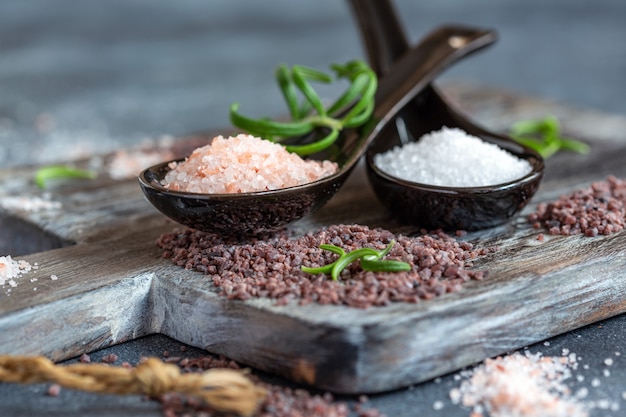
[[347, 0, 410, 75], [372, 25, 496, 122], [348, 0, 521, 145]]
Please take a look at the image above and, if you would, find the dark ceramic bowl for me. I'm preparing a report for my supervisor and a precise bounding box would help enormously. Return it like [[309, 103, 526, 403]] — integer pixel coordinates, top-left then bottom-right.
[[365, 88, 544, 231], [352, 0, 544, 231], [138, 160, 350, 236]]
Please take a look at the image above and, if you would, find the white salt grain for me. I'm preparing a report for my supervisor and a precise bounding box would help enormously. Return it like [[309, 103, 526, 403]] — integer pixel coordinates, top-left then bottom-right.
[[374, 127, 532, 187], [0, 195, 62, 212], [161, 134, 338, 194]]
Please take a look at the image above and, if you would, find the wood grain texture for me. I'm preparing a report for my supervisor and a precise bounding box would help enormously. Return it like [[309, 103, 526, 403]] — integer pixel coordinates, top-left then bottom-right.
[[2, 85, 626, 393]]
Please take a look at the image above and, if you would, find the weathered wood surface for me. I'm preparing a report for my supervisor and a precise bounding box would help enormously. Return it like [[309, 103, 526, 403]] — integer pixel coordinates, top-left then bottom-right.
[[1, 84, 626, 393]]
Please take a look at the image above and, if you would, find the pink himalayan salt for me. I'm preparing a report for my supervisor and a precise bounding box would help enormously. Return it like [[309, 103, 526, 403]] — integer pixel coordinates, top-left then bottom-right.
[[450, 351, 588, 417], [161, 134, 338, 194]]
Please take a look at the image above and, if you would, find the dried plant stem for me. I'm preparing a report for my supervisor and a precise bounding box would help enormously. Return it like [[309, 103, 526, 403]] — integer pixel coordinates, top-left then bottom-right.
[[0, 355, 266, 416]]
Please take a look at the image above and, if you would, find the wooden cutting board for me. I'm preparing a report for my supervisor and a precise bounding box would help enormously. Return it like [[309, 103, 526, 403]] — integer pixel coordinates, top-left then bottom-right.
[[1, 83, 626, 394]]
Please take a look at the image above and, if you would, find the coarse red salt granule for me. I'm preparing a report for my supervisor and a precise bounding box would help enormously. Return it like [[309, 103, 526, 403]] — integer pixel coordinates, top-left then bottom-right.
[[528, 176, 626, 237], [161, 134, 338, 194], [449, 351, 588, 417], [157, 224, 491, 308]]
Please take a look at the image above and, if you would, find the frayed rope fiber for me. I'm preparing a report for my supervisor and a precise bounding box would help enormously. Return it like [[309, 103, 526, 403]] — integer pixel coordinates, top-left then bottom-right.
[[0, 355, 266, 416]]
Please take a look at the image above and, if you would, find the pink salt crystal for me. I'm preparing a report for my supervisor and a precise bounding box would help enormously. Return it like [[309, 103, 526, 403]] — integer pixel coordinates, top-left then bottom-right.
[[161, 134, 338, 194], [47, 384, 61, 397], [450, 351, 588, 417]]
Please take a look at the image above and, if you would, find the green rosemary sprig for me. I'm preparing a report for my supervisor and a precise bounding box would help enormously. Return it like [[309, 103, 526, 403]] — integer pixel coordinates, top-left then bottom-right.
[[301, 240, 411, 281], [230, 60, 377, 156], [509, 116, 589, 159], [35, 165, 97, 189]]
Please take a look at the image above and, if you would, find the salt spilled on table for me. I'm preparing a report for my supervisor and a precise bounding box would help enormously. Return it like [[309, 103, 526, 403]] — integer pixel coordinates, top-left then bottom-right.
[[0, 255, 33, 288], [161, 134, 338, 194], [450, 351, 589, 417], [374, 127, 532, 187]]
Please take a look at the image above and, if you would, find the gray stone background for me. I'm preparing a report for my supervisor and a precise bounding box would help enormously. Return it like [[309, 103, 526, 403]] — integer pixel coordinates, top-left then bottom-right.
[[1, 0, 626, 416], [0, 0, 624, 167]]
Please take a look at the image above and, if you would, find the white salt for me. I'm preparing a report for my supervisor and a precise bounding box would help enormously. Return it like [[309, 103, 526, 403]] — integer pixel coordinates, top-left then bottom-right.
[[161, 134, 338, 194], [0, 195, 62, 212], [374, 127, 533, 187]]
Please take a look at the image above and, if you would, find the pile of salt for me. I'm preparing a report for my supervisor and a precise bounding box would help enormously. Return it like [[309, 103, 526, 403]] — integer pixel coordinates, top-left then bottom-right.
[[374, 127, 532, 187], [0, 255, 33, 287], [161, 134, 337, 194]]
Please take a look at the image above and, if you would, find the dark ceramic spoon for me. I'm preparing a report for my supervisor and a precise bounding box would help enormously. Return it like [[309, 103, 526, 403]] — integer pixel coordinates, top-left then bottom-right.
[[139, 25, 497, 237], [349, 0, 545, 231]]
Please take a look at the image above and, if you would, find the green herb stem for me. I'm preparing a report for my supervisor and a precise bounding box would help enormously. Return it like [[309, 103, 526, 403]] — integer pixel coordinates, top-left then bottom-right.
[[301, 240, 411, 281], [35, 165, 97, 189], [230, 60, 377, 156], [509, 116, 590, 159]]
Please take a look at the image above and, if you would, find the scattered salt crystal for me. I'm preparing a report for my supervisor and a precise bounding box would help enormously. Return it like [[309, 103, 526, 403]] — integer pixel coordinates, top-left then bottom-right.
[[604, 358, 614, 366], [161, 134, 337, 194], [432, 400, 444, 410], [0, 195, 61, 212], [544, 341, 551, 346], [107, 147, 174, 180], [374, 127, 532, 187], [603, 369, 611, 377], [575, 387, 589, 399], [0, 256, 33, 287], [591, 377, 601, 387], [47, 384, 61, 397], [50, 274, 58, 281]]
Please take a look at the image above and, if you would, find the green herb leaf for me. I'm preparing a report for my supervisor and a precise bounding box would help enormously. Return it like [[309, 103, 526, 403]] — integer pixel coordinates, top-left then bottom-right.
[[230, 60, 377, 156], [35, 165, 97, 189], [276, 64, 301, 121], [509, 116, 590, 159], [301, 240, 411, 281], [300, 244, 345, 275], [330, 247, 380, 281]]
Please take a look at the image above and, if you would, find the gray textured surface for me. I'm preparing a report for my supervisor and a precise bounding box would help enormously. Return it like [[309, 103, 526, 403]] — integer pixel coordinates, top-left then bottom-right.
[[0, 0, 624, 166], [1, 0, 626, 416]]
